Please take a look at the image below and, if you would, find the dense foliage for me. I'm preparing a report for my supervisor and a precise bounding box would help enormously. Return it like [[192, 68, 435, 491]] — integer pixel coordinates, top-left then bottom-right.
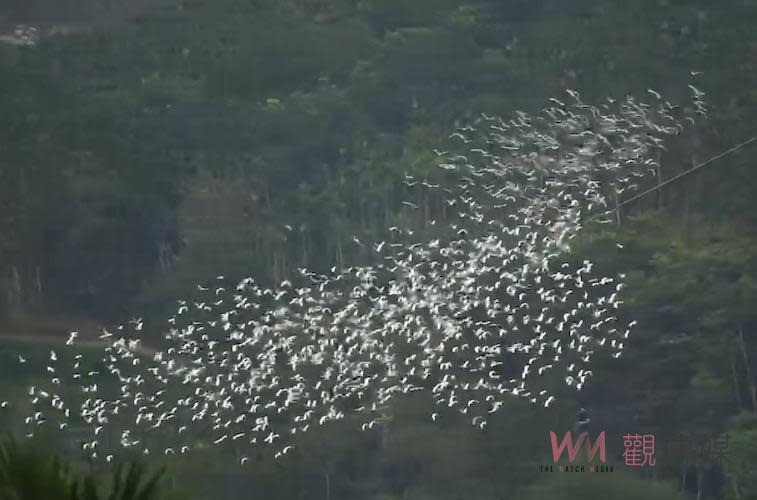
[[1, 0, 757, 499], [0, 437, 165, 500]]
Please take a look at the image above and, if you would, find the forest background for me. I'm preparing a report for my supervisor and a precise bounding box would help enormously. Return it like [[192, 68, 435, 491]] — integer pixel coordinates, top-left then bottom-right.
[[1, 1, 757, 499]]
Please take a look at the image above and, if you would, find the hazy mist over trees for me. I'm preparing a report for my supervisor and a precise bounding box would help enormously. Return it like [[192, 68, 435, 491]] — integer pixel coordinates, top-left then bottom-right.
[[1, 1, 757, 499]]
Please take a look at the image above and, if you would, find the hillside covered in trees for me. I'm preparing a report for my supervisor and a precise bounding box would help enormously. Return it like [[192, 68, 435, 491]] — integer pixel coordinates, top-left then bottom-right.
[[1, 1, 757, 499]]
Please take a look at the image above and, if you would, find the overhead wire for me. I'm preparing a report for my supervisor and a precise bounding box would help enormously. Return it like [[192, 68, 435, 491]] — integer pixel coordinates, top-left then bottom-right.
[[584, 133, 757, 223]]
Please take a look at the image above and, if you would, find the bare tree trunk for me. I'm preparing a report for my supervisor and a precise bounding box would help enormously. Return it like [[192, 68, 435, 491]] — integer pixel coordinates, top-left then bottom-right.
[[384, 192, 391, 226], [737, 326, 757, 411], [731, 344, 744, 411], [730, 473, 743, 500], [11, 265, 22, 311], [324, 469, 331, 500], [655, 152, 662, 209], [423, 191, 430, 223], [34, 265, 42, 295], [696, 466, 703, 500], [336, 240, 343, 271], [301, 230, 308, 267], [379, 421, 389, 451], [272, 252, 280, 285]]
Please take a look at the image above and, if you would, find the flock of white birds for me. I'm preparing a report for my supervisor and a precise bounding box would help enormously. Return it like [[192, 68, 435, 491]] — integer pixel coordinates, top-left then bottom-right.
[[5, 85, 706, 465]]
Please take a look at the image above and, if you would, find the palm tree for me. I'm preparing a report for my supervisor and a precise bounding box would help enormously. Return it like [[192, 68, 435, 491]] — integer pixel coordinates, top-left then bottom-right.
[[0, 436, 166, 500], [0, 437, 78, 500], [95, 462, 165, 500]]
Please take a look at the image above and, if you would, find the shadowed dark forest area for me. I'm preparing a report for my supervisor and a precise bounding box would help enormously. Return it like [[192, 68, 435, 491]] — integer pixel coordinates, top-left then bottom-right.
[[1, 1, 757, 499]]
